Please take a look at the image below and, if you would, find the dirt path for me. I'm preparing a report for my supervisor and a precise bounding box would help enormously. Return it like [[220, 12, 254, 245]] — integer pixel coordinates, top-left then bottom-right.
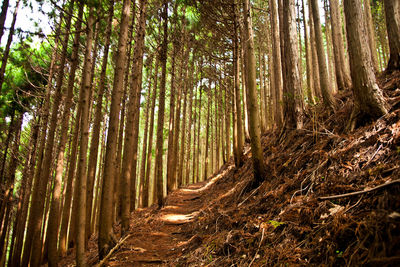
[[106, 180, 212, 266]]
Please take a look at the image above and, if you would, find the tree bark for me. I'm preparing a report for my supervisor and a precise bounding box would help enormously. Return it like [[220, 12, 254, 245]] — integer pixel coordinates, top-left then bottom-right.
[[344, 0, 389, 130], [178, 55, 191, 186], [329, 0, 351, 91], [166, 3, 180, 193], [120, 0, 147, 233], [139, 57, 154, 207], [242, 0, 268, 186], [274, 0, 285, 128], [9, 114, 39, 266], [308, 0, 321, 99], [154, 0, 169, 207], [75, 5, 95, 266], [283, 0, 305, 129], [143, 57, 159, 208], [86, 1, 114, 241], [204, 78, 211, 180], [185, 60, 195, 185], [58, 5, 84, 256], [45, 1, 76, 265], [310, 0, 337, 110], [364, 0, 380, 72], [233, 0, 244, 168], [21, 16, 61, 267], [301, 0, 314, 103], [383, 0, 400, 71], [99, 0, 131, 258]]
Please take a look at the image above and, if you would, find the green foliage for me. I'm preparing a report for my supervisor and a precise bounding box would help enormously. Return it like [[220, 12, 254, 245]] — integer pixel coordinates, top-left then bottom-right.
[[268, 220, 285, 228], [0, 40, 50, 118]]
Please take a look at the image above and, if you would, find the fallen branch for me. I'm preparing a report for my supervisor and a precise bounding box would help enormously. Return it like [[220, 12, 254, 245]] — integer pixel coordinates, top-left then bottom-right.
[[97, 234, 133, 267], [318, 179, 400, 201]]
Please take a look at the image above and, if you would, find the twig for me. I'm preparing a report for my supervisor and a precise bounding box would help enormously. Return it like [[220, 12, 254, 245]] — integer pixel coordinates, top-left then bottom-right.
[[238, 184, 262, 207], [97, 234, 133, 267], [318, 179, 400, 201], [248, 228, 265, 267], [362, 144, 383, 169], [344, 196, 363, 214], [291, 127, 338, 137]]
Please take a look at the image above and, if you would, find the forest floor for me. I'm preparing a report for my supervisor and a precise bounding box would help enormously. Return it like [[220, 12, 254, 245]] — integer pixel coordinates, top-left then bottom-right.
[[60, 70, 400, 266]]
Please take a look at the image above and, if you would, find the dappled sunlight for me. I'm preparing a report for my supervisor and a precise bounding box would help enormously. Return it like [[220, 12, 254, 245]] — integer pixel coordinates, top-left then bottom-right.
[[181, 165, 235, 194], [160, 211, 199, 223]]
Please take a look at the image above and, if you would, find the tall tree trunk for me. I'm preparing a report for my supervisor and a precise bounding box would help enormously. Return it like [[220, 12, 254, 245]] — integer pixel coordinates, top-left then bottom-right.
[[195, 72, 202, 183], [310, 0, 337, 110], [59, 108, 80, 256], [120, 0, 147, 233], [329, 0, 352, 91], [139, 57, 154, 207], [58, 4, 84, 255], [204, 79, 211, 180], [178, 56, 191, 186], [383, 0, 400, 71], [185, 60, 195, 185], [324, 0, 338, 94], [21, 16, 61, 267], [143, 57, 159, 208], [154, 0, 168, 207], [270, 0, 283, 128], [242, 0, 268, 187], [45, 1, 76, 265], [364, 0, 379, 72], [258, 48, 267, 132], [99, 0, 131, 258], [10, 114, 39, 267], [75, 5, 95, 266], [0, 112, 22, 261], [301, 0, 314, 103], [240, 40, 250, 141], [308, 0, 321, 99], [191, 77, 199, 184], [224, 72, 231, 163], [283, 0, 305, 129], [6, 114, 26, 265], [86, 1, 114, 241], [166, 3, 180, 193], [344, 0, 389, 130], [233, 0, 244, 168], [215, 77, 221, 171]]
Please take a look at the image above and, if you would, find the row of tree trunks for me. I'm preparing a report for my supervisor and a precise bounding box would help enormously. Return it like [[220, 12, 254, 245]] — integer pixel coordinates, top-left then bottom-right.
[[99, 0, 131, 258], [154, 0, 169, 207], [86, 1, 114, 243], [21, 14, 61, 266], [45, 1, 76, 265], [138, 56, 154, 207], [120, 0, 147, 234]]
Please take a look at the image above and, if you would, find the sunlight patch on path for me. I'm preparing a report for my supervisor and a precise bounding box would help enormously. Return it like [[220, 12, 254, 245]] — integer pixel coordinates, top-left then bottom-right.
[[161, 211, 200, 224], [181, 165, 235, 194]]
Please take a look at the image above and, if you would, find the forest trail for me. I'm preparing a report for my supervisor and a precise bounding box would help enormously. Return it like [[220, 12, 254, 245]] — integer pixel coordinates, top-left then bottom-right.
[[105, 175, 225, 266]]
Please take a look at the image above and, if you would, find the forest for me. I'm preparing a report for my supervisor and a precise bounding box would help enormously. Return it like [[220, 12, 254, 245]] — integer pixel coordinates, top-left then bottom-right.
[[0, 0, 399, 266]]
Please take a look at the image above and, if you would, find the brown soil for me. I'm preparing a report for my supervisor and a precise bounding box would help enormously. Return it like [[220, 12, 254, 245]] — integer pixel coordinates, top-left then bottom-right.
[[59, 70, 400, 266], [106, 181, 213, 266]]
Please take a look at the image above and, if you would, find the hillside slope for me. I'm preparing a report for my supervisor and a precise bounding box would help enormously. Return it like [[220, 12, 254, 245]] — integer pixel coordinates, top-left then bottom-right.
[[60, 71, 400, 266], [171, 70, 400, 266]]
